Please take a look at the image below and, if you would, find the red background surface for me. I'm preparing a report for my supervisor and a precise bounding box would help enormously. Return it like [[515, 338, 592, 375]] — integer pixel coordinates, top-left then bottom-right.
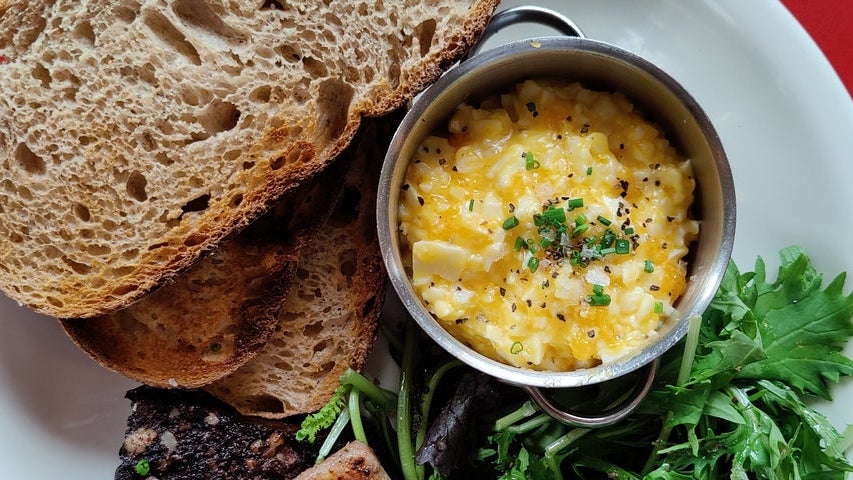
[[782, 0, 853, 97]]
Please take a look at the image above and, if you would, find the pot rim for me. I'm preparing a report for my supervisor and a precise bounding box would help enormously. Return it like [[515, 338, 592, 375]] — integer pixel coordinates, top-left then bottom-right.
[[377, 34, 736, 389]]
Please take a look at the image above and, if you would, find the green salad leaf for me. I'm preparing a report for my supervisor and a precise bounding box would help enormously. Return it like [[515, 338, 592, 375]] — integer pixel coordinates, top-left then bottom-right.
[[298, 247, 853, 479]]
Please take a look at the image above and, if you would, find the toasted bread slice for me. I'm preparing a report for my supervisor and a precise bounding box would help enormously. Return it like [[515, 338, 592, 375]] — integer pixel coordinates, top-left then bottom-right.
[[60, 154, 352, 388], [204, 114, 391, 418], [0, 0, 499, 318]]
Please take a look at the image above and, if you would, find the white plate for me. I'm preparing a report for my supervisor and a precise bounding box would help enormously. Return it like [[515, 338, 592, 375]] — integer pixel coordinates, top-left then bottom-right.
[[1, 1, 851, 477]]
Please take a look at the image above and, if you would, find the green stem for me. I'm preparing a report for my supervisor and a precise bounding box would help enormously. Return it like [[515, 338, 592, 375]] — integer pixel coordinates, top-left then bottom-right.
[[544, 427, 591, 457], [349, 389, 368, 444], [416, 360, 462, 450], [397, 322, 421, 480], [676, 313, 703, 386], [575, 455, 641, 480], [316, 407, 351, 464], [540, 428, 591, 480], [340, 367, 398, 413], [642, 313, 702, 475], [494, 400, 539, 431], [507, 413, 552, 434], [837, 423, 853, 455], [365, 401, 399, 472]]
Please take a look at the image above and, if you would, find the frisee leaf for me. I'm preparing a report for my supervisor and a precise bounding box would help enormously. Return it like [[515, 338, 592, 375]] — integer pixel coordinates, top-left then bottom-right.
[[296, 384, 350, 443], [733, 252, 853, 399]]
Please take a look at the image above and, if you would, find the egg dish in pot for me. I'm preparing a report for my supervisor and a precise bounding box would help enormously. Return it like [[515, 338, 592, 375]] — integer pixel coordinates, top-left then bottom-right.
[[397, 79, 698, 371]]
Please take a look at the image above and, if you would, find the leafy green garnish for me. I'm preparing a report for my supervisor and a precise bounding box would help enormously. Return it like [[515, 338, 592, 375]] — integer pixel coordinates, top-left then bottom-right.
[[482, 246, 853, 479], [296, 384, 350, 443], [299, 247, 853, 479]]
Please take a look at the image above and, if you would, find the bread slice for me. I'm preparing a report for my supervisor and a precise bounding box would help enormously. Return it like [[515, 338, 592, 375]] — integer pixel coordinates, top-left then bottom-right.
[[294, 441, 391, 480], [59, 153, 352, 388], [0, 0, 500, 318], [204, 114, 391, 418]]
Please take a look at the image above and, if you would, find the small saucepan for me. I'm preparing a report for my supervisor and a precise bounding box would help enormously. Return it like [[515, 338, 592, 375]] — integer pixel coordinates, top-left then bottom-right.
[[377, 6, 736, 427]]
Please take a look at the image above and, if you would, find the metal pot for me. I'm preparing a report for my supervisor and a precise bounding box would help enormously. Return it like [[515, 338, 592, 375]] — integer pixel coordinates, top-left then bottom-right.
[[377, 6, 736, 427]]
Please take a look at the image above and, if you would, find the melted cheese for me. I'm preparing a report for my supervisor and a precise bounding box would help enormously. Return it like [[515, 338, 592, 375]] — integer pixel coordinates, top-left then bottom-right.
[[398, 79, 698, 371]]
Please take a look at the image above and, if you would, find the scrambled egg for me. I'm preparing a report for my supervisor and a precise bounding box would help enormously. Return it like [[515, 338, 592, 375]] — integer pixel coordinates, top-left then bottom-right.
[[398, 79, 698, 371]]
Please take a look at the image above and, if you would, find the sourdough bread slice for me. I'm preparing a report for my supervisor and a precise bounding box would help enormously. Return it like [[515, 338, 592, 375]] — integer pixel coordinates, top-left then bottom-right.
[[59, 154, 352, 388], [0, 0, 500, 318], [204, 115, 390, 418]]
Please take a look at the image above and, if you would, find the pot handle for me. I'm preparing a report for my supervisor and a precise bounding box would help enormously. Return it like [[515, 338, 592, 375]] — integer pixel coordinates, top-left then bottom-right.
[[521, 359, 658, 428], [466, 5, 585, 60]]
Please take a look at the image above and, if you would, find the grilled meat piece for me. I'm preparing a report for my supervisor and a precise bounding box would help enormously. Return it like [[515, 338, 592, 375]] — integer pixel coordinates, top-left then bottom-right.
[[294, 441, 391, 480]]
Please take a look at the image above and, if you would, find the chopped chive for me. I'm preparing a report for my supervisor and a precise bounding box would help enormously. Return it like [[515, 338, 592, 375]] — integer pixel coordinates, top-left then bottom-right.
[[600, 247, 616, 255], [575, 214, 588, 226], [586, 166, 593, 175], [592, 284, 604, 295], [502, 215, 519, 230], [567, 197, 584, 210], [135, 459, 151, 476], [596, 216, 612, 226], [589, 293, 611, 306], [615, 238, 630, 254], [467, 199, 474, 211], [527, 256, 540, 273], [654, 301, 664, 314], [524, 151, 540, 170], [588, 245, 604, 260], [542, 206, 566, 224], [644, 260, 655, 273], [539, 237, 552, 248], [514, 236, 526, 251], [600, 229, 617, 248], [624, 226, 635, 235], [571, 223, 589, 237], [570, 253, 581, 266], [510, 341, 524, 354]]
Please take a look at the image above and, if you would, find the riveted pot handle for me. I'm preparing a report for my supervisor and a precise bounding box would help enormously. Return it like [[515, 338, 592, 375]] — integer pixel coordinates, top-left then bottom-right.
[[521, 359, 658, 428], [466, 5, 585, 60]]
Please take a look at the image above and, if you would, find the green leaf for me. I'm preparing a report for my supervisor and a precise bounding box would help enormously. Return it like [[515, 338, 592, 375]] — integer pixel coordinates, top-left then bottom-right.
[[703, 390, 744, 425], [662, 385, 709, 430], [296, 384, 350, 443], [687, 329, 766, 389], [757, 380, 853, 474], [735, 271, 853, 399], [718, 386, 787, 477]]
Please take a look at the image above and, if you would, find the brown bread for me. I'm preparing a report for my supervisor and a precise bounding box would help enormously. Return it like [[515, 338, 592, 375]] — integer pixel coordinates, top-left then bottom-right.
[[204, 115, 391, 417], [0, 0, 500, 318], [59, 154, 353, 388]]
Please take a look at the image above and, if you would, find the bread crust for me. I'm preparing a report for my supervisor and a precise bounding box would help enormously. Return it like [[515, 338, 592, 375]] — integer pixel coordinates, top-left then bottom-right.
[[0, 0, 500, 318], [60, 155, 353, 387], [203, 114, 394, 417]]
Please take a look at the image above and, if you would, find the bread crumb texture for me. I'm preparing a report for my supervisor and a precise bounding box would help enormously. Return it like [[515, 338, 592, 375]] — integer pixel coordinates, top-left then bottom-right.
[[205, 117, 388, 417], [0, 0, 499, 318]]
